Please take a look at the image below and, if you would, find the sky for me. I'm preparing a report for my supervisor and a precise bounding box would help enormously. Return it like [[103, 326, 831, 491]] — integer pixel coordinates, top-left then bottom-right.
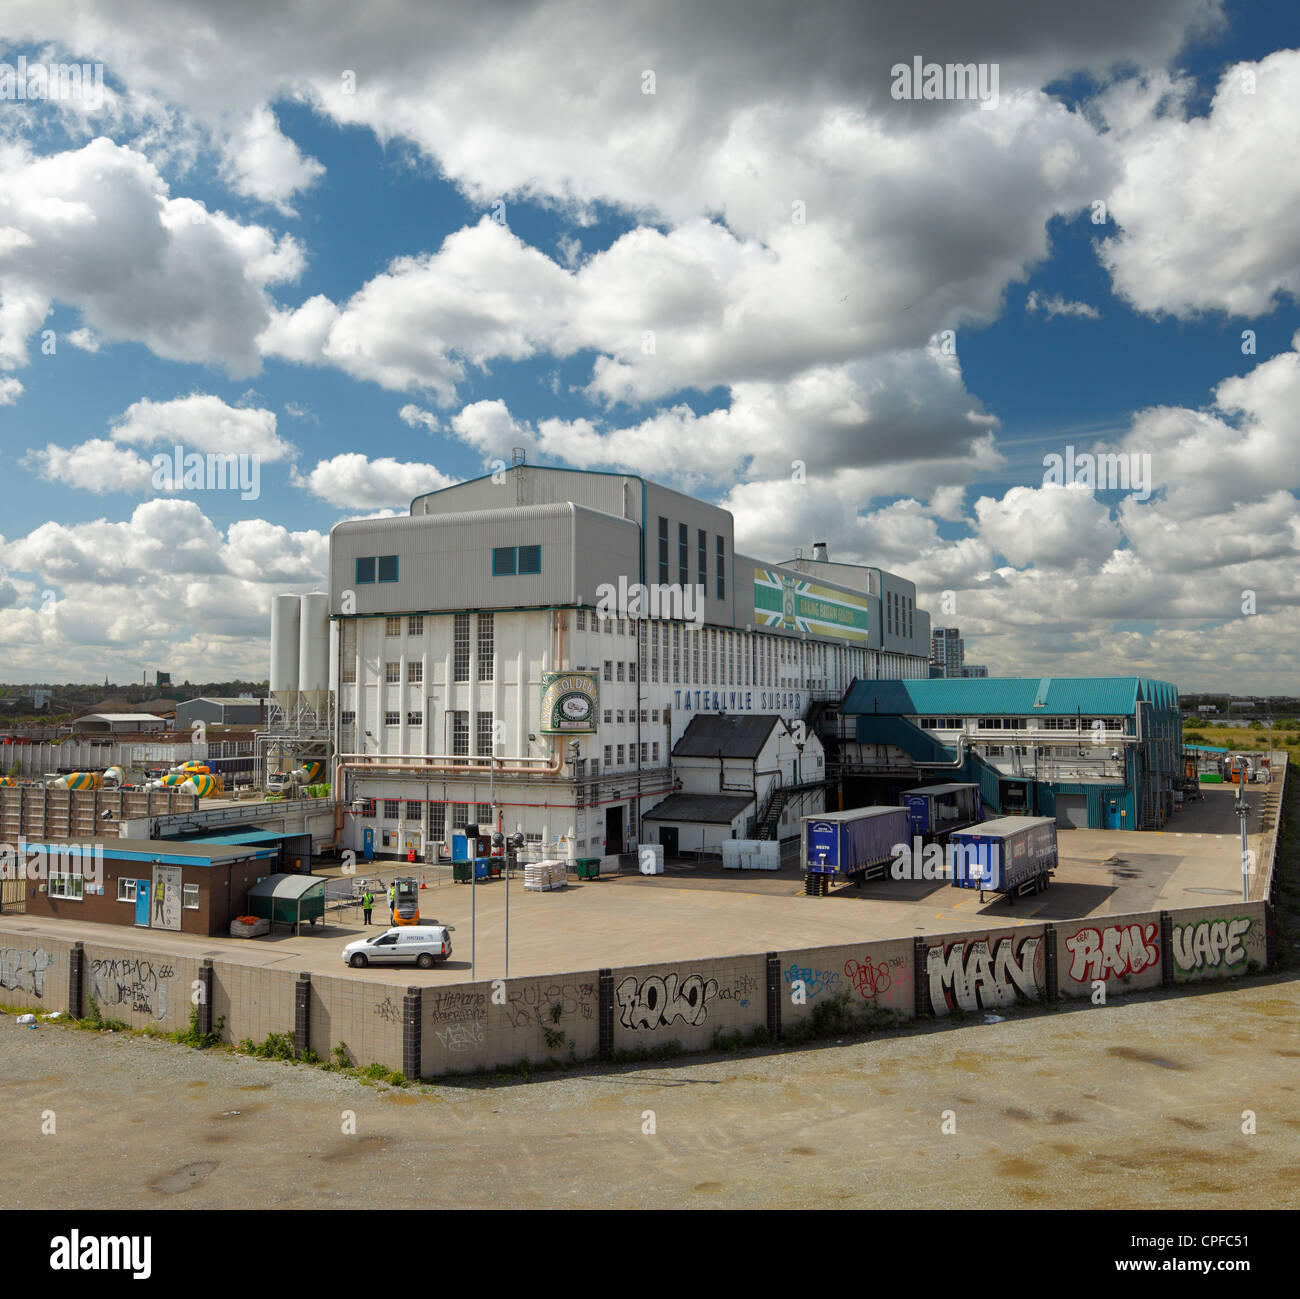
[[0, 0, 1298, 691]]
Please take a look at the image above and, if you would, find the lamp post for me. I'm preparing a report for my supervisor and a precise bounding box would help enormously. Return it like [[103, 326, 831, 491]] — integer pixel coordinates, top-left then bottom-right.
[[1235, 761, 1250, 902]]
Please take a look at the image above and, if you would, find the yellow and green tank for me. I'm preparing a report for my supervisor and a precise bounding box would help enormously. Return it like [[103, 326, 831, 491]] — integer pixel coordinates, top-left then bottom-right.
[[49, 772, 103, 790]]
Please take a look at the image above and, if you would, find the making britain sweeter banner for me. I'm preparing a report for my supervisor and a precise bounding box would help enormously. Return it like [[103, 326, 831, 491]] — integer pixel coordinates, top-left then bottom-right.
[[753, 568, 870, 643]]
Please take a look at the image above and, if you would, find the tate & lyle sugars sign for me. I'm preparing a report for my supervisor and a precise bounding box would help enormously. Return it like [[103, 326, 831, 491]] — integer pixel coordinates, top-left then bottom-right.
[[753, 568, 869, 642], [539, 672, 599, 733]]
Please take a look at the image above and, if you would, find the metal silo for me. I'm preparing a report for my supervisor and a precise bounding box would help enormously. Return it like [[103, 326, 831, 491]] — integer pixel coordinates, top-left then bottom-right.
[[270, 594, 301, 695], [298, 592, 330, 693]]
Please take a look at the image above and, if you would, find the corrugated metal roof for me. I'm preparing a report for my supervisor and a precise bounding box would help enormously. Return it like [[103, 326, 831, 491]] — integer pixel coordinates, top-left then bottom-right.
[[246, 873, 326, 900], [672, 714, 781, 759], [843, 677, 1176, 717], [642, 793, 754, 823]]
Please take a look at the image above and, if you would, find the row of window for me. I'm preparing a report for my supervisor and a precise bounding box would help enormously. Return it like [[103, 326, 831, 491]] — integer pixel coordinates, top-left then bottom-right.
[[885, 588, 914, 640], [919, 716, 1127, 731], [355, 555, 398, 584], [602, 742, 660, 766], [49, 875, 201, 909], [658, 517, 726, 599]]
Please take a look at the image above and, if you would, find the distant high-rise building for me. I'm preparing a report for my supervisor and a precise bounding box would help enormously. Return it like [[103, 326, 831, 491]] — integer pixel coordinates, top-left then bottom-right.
[[961, 665, 988, 678], [930, 627, 964, 678]]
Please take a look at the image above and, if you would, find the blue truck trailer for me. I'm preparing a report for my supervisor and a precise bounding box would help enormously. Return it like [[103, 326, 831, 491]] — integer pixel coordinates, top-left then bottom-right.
[[801, 806, 912, 895], [948, 815, 1057, 903], [900, 782, 984, 840]]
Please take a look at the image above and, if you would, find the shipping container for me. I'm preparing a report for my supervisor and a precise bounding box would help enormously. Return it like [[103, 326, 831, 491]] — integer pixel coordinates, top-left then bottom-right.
[[802, 806, 912, 886], [900, 781, 984, 839], [949, 815, 1057, 902]]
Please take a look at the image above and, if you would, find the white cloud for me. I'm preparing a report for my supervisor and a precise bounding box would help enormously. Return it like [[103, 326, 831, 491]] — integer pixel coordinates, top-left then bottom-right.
[[109, 393, 294, 461], [398, 403, 439, 433], [291, 453, 457, 508], [1025, 290, 1100, 319], [216, 106, 325, 215], [0, 376, 23, 404]]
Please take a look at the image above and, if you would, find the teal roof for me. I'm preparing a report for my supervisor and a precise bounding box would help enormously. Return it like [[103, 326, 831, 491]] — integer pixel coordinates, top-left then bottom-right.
[[843, 676, 1179, 718]]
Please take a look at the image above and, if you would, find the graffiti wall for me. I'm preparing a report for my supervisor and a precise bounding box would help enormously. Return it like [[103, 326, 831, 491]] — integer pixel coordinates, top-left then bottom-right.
[[1056, 911, 1164, 998], [1170, 902, 1266, 983], [309, 973, 406, 1071], [420, 970, 602, 1076], [780, 939, 914, 1027], [213, 960, 299, 1046], [923, 925, 1046, 1016], [0, 937, 71, 1010], [611, 955, 765, 1052], [85, 945, 196, 1030]]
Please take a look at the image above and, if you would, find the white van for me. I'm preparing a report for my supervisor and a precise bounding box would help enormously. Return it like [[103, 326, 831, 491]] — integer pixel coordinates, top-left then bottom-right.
[[342, 925, 453, 970]]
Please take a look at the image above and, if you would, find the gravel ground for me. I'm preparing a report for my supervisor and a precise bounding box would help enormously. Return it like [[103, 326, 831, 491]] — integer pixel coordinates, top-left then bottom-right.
[[3, 974, 1298, 1210]]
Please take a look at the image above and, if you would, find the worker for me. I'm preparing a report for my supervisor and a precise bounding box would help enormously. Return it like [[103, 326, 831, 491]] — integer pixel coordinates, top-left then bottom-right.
[[362, 888, 374, 926], [387, 882, 395, 918]]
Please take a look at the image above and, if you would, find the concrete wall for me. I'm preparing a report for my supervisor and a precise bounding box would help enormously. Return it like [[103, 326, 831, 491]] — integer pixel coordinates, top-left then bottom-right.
[[0, 934, 73, 1010], [84, 943, 199, 1032], [0, 898, 1271, 1072]]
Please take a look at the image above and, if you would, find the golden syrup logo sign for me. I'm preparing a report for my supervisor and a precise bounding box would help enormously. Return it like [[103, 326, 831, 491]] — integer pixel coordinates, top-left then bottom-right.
[[540, 672, 598, 733]]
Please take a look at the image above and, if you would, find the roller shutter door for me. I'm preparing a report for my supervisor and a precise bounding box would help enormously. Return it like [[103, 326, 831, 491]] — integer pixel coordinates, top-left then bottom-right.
[[1055, 794, 1088, 830]]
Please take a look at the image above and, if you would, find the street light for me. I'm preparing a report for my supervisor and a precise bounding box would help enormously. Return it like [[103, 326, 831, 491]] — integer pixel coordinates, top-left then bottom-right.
[[1234, 760, 1250, 902]]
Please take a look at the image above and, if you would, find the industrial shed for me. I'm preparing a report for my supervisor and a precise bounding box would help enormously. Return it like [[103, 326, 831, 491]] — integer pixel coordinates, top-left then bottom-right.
[[246, 873, 326, 931]]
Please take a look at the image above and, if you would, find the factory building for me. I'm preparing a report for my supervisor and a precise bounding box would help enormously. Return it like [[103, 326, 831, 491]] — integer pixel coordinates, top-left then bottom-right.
[[324, 464, 932, 860], [836, 676, 1181, 830]]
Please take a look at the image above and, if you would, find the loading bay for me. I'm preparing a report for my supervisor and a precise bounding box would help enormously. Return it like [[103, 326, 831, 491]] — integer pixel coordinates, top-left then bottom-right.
[[0, 783, 1273, 985]]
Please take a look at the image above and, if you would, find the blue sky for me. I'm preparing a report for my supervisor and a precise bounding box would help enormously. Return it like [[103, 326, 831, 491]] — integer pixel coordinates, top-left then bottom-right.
[[0, 0, 1297, 688]]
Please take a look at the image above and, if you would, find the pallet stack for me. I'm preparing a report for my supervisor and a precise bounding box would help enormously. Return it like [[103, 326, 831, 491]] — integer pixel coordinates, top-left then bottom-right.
[[523, 859, 569, 891]]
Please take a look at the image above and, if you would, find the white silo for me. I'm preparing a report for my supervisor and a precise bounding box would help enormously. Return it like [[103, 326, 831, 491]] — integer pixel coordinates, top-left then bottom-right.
[[298, 592, 330, 693], [269, 594, 301, 695]]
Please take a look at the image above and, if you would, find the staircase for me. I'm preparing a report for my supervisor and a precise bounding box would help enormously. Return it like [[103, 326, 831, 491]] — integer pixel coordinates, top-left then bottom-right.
[[754, 776, 827, 840]]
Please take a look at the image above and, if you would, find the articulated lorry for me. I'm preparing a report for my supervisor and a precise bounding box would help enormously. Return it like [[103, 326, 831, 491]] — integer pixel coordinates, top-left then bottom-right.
[[900, 782, 984, 841], [801, 806, 912, 895], [949, 815, 1057, 903]]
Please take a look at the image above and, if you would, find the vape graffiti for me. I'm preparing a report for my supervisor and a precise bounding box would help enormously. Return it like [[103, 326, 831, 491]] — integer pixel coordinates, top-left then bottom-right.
[[783, 964, 841, 998], [1173, 917, 1253, 974], [926, 934, 1042, 1014], [616, 971, 718, 1031], [88, 956, 177, 1021], [1064, 922, 1160, 984], [0, 946, 55, 998]]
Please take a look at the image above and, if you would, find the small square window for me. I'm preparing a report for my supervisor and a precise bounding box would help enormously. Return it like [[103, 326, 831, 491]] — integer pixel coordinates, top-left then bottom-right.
[[377, 555, 398, 582], [385, 617, 401, 636], [183, 883, 200, 910], [117, 878, 138, 902], [493, 546, 516, 576], [517, 545, 541, 574], [355, 556, 376, 584], [384, 800, 400, 819]]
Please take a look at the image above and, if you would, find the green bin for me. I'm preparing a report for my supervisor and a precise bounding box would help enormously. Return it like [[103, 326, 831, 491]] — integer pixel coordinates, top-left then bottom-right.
[[452, 862, 472, 883], [576, 857, 601, 880]]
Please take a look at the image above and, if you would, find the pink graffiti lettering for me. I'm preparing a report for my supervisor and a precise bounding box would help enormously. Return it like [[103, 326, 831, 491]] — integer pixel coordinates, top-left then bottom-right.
[[1065, 923, 1160, 983]]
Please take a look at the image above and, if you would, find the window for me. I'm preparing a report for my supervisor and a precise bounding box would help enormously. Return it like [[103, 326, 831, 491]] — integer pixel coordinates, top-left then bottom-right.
[[603, 661, 613, 682], [340, 709, 356, 725], [616, 745, 624, 765], [183, 884, 200, 910], [477, 711, 494, 756], [386, 662, 400, 683], [652, 741, 659, 762], [672, 625, 680, 682], [658, 516, 669, 583], [603, 710, 612, 723], [616, 661, 624, 682], [360, 799, 376, 818], [408, 661, 422, 684], [355, 556, 376, 584], [429, 803, 446, 841], [678, 522, 689, 585], [616, 710, 624, 724], [385, 617, 401, 637], [377, 555, 398, 582], [629, 660, 636, 683], [692, 629, 699, 681], [493, 546, 516, 576], [116, 878, 137, 902], [640, 709, 647, 722], [576, 609, 586, 630], [384, 800, 400, 819], [518, 545, 541, 574], [403, 800, 422, 821], [451, 712, 469, 758], [640, 743, 647, 762], [407, 711, 423, 726], [341, 664, 356, 683], [477, 803, 493, 824], [477, 612, 494, 681], [454, 613, 470, 682], [698, 529, 708, 593], [604, 745, 612, 765], [384, 711, 400, 726], [650, 625, 659, 682], [451, 803, 469, 831], [716, 535, 725, 599], [408, 615, 424, 636], [652, 709, 659, 722]]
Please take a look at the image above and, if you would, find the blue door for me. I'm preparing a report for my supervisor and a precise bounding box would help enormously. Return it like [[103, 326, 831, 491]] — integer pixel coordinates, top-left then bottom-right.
[[134, 879, 150, 926], [1106, 800, 1122, 829], [363, 827, 375, 861]]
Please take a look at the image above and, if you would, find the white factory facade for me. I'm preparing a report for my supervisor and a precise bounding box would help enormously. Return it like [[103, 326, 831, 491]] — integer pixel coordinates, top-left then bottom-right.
[[322, 464, 932, 860]]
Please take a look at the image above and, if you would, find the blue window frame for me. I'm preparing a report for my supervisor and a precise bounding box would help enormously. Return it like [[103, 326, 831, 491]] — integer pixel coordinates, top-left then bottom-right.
[[493, 545, 541, 575], [355, 556, 376, 584], [518, 545, 541, 574], [493, 547, 516, 576], [377, 555, 398, 582]]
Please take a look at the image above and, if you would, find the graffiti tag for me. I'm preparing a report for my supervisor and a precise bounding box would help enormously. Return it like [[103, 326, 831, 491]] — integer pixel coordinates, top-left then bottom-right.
[[616, 972, 718, 1031], [88, 956, 176, 1021], [844, 956, 893, 1001], [1065, 922, 1160, 983], [926, 935, 1042, 1014], [1173, 917, 1252, 973], [374, 996, 400, 1024], [783, 964, 841, 997], [0, 946, 55, 998], [505, 981, 596, 1029]]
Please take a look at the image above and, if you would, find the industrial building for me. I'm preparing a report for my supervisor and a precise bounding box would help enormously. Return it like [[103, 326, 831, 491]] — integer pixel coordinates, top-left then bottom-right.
[[929, 627, 964, 678], [319, 463, 932, 860], [835, 676, 1181, 830], [175, 696, 264, 730]]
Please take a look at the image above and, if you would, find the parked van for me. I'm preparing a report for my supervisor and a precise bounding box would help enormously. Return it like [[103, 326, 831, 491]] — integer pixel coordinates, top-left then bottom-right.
[[342, 925, 453, 970]]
